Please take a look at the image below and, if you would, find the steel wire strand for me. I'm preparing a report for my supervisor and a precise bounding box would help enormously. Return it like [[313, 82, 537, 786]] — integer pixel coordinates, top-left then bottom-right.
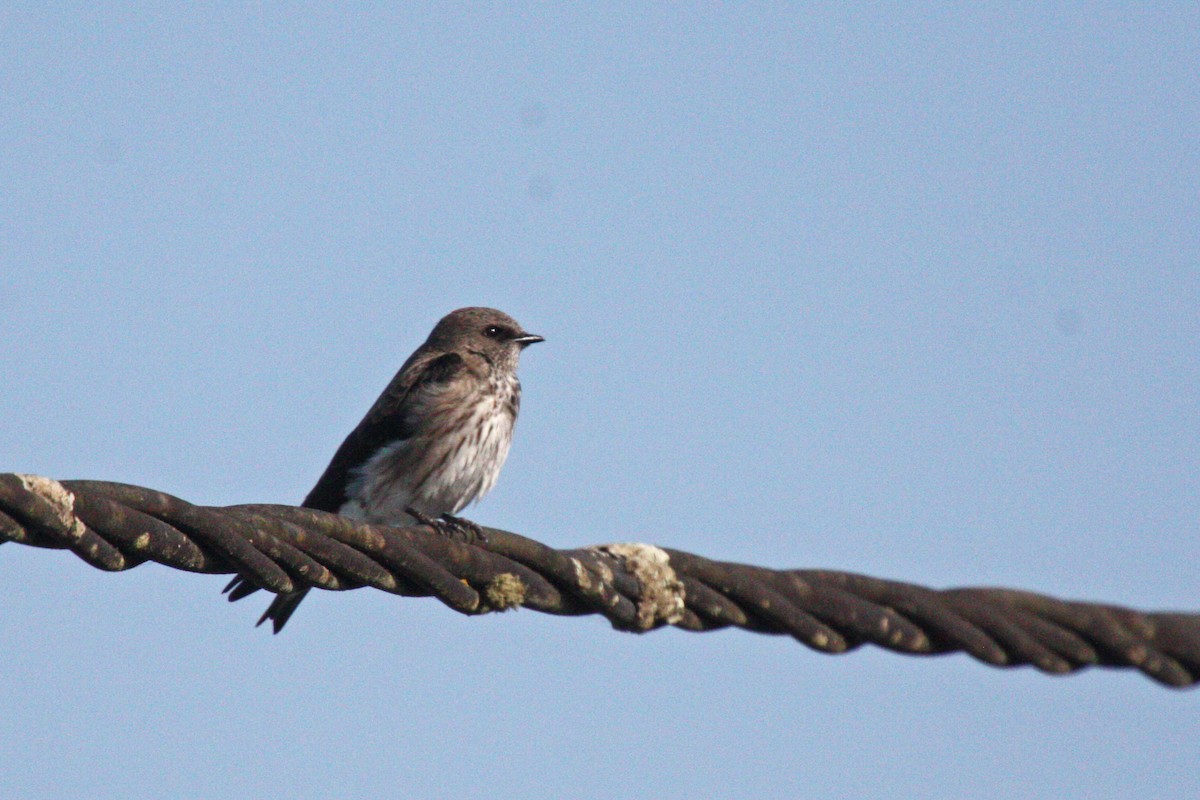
[[0, 473, 1196, 688]]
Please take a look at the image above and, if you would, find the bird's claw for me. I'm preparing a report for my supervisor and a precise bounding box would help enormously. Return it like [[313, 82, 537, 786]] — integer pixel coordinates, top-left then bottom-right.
[[441, 513, 488, 544], [405, 506, 488, 544]]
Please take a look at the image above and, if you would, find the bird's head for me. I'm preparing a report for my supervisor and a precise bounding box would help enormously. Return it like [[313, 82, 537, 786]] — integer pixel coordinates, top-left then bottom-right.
[[427, 307, 543, 371]]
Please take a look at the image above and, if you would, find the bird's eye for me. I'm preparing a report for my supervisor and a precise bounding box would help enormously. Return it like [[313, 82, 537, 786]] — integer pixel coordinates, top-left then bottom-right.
[[483, 326, 503, 339]]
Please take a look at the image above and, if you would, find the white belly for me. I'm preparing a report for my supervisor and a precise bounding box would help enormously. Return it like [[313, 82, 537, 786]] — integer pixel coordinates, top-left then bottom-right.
[[341, 378, 518, 524]]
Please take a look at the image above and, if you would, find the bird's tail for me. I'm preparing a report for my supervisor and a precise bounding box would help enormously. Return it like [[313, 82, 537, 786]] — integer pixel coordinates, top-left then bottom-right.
[[258, 588, 309, 633], [223, 577, 310, 633]]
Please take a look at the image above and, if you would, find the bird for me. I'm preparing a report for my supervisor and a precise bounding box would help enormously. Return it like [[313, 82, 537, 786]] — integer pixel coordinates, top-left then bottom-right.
[[225, 307, 543, 631]]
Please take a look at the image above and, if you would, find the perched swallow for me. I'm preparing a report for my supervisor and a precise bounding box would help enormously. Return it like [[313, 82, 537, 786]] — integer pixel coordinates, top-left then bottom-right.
[[227, 307, 542, 631]]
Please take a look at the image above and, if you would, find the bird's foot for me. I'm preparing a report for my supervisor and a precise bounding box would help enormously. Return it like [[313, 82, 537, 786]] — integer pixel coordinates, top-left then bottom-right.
[[441, 513, 488, 544], [405, 506, 488, 544]]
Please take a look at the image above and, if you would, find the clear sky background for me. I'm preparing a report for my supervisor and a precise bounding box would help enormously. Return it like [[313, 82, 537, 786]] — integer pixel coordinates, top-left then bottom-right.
[[1, 5, 1197, 798]]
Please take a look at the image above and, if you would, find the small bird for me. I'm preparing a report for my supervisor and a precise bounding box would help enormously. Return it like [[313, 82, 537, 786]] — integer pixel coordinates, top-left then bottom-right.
[[226, 307, 543, 631]]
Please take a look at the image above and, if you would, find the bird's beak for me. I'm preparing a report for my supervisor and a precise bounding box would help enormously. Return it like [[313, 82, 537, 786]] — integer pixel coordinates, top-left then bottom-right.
[[512, 333, 544, 348]]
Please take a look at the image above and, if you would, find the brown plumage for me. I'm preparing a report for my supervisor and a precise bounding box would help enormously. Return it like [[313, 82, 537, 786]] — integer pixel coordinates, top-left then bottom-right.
[[226, 307, 542, 631]]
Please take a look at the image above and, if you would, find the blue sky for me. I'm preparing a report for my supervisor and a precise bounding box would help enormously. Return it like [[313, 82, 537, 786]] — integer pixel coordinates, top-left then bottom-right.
[[1, 5, 1197, 798]]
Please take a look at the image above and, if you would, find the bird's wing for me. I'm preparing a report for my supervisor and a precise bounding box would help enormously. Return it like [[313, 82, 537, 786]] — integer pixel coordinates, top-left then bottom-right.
[[301, 351, 468, 511]]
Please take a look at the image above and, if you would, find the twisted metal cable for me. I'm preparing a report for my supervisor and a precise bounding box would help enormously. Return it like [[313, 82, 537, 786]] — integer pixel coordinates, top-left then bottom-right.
[[2, 472, 1196, 688]]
